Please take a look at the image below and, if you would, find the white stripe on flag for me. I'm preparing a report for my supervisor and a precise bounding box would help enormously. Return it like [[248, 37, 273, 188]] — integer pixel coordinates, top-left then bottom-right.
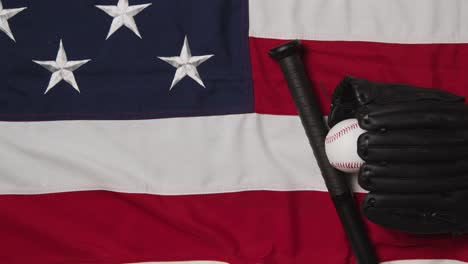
[[0, 114, 366, 195], [249, 0, 468, 43]]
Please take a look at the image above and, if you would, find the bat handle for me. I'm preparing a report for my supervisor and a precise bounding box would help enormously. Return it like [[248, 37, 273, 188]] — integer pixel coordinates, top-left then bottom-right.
[[269, 40, 378, 264]]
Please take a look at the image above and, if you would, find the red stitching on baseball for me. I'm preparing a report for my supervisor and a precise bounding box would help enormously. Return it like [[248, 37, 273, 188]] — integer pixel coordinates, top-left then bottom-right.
[[331, 162, 364, 169], [325, 123, 360, 144]]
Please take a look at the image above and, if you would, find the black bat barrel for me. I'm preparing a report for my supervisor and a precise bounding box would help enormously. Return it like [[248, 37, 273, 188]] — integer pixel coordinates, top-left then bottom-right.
[[269, 40, 378, 264]]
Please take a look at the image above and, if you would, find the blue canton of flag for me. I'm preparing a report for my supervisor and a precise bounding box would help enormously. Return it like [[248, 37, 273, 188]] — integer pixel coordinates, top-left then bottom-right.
[[0, 0, 253, 121]]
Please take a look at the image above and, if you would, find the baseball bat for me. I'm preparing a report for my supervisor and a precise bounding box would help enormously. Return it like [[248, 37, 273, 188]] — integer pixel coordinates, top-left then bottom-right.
[[269, 40, 378, 264]]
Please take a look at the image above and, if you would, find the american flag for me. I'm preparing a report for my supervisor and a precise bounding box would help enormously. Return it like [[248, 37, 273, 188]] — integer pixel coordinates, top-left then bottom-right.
[[1, 0, 468, 263]]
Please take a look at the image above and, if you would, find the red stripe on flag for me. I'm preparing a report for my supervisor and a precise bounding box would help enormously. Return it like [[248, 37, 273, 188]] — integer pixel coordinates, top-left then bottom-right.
[[250, 37, 468, 115], [1, 191, 468, 264]]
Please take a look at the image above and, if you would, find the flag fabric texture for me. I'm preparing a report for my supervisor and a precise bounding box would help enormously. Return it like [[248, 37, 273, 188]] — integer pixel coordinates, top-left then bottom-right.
[[1, 0, 468, 263]]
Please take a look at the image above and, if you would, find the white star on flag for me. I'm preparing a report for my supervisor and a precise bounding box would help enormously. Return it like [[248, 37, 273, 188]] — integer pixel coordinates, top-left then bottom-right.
[[96, 0, 151, 39], [33, 40, 91, 94], [0, 0, 27, 42], [158, 36, 214, 90]]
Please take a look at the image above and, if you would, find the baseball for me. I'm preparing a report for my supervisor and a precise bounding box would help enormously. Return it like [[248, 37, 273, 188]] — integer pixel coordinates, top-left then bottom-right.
[[325, 119, 366, 173]]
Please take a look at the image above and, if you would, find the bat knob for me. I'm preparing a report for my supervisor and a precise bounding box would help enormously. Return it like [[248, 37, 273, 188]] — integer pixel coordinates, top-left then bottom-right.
[[269, 40, 302, 61]]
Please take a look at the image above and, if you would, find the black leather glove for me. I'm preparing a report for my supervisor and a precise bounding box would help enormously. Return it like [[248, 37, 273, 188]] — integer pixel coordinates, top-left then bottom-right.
[[328, 76, 468, 234]]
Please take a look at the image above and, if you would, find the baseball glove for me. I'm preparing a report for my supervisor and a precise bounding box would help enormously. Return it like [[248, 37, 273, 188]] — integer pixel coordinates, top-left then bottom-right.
[[328, 76, 468, 234]]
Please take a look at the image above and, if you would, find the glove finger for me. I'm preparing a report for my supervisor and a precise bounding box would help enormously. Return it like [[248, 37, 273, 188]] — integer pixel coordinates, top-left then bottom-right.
[[358, 160, 468, 193], [358, 130, 468, 162], [335, 76, 464, 106], [362, 190, 468, 234], [357, 102, 468, 131]]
